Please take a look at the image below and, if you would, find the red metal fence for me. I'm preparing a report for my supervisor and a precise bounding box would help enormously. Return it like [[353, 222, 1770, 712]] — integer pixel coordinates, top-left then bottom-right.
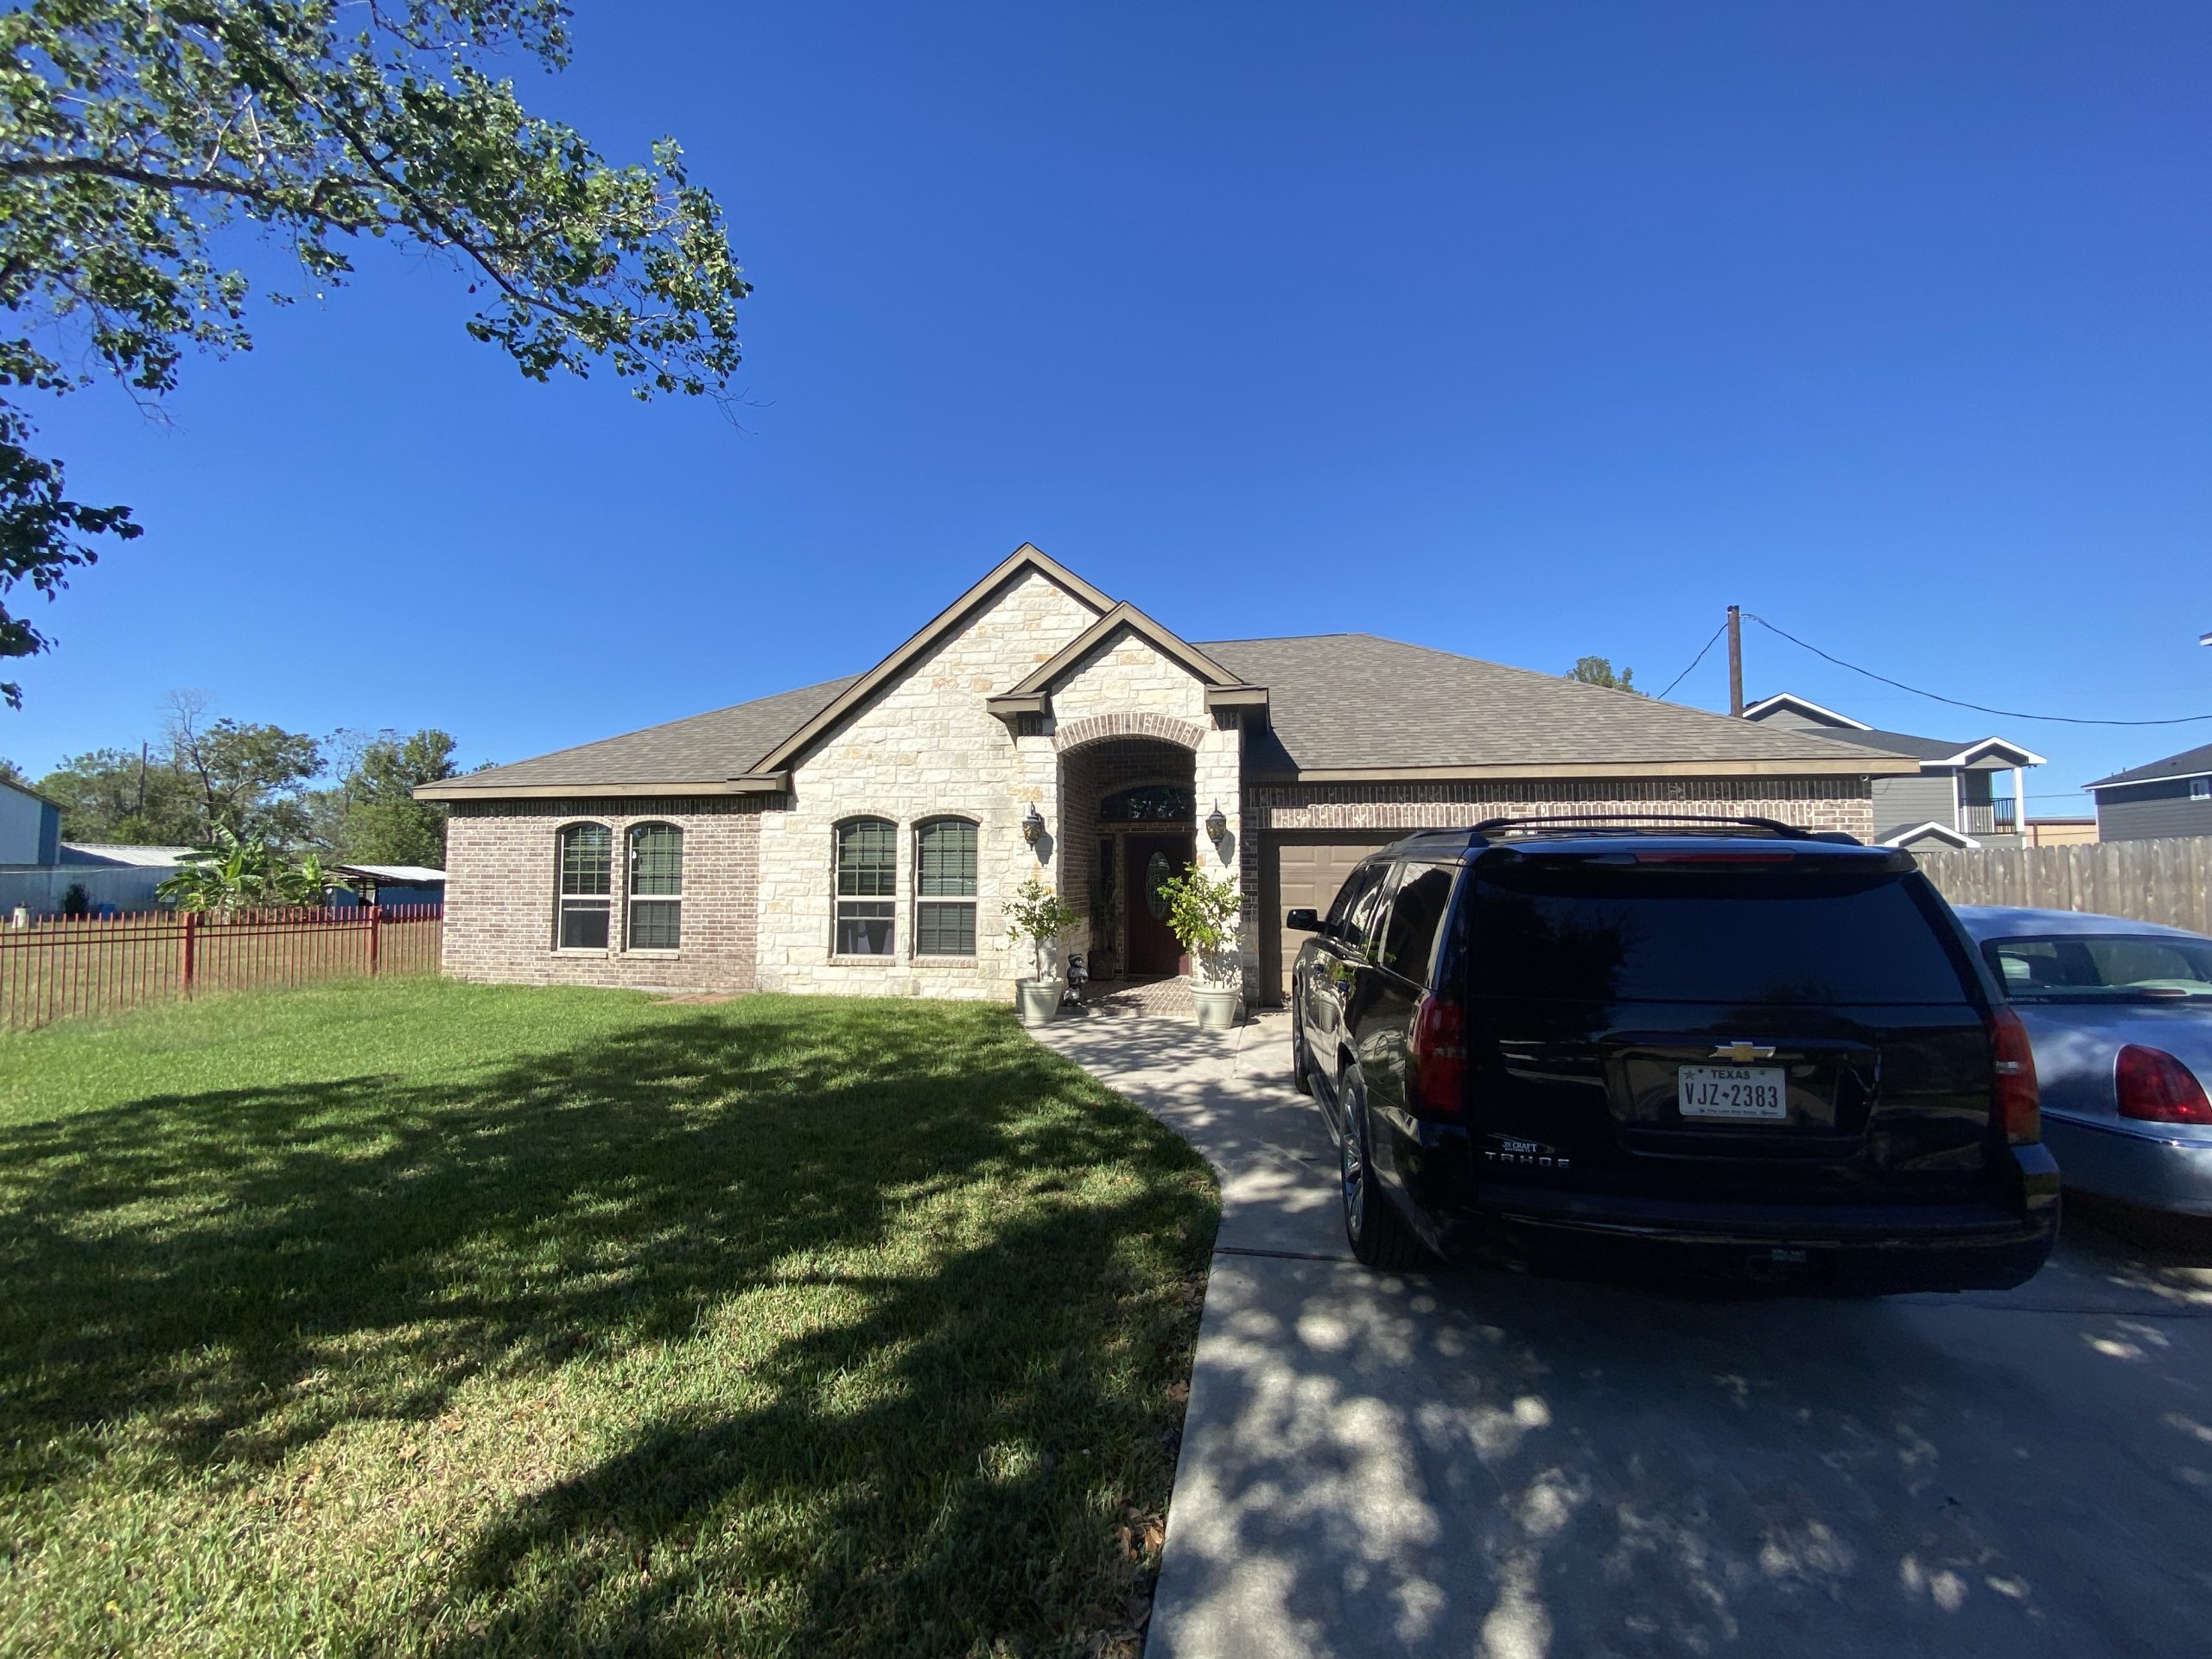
[[0, 904, 444, 1032]]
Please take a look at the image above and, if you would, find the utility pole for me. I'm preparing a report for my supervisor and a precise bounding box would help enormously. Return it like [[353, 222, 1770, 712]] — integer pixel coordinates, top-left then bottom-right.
[[1726, 605, 1744, 716]]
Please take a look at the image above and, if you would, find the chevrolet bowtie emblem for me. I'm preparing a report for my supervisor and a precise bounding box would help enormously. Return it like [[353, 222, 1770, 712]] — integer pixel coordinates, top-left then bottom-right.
[[1712, 1041, 1777, 1063]]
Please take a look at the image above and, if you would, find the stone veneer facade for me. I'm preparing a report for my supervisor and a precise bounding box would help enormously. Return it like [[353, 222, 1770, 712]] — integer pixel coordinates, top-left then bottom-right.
[[440, 565, 1878, 1005], [744, 571, 1249, 997]]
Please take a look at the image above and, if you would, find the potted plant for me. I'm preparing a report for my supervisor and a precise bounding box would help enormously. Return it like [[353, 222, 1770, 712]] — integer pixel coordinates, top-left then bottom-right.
[[1156, 864, 1244, 1032], [1003, 875, 1080, 1027]]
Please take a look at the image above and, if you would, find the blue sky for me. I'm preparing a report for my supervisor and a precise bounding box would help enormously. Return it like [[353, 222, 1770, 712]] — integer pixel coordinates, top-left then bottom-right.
[[15, 1, 2210, 809]]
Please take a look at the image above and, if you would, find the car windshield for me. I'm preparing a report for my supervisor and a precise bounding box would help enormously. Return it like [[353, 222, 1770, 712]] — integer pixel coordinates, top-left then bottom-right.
[[1982, 934, 2212, 1002], [1471, 862, 1971, 1006]]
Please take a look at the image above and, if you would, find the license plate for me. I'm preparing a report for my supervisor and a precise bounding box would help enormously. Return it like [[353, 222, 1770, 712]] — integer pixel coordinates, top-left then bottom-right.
[[1677, 1065, 1788, 1121]]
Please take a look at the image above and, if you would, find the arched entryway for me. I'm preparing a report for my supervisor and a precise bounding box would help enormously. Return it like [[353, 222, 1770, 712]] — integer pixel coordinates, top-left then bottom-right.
[[1056, 735, 1198, 982]]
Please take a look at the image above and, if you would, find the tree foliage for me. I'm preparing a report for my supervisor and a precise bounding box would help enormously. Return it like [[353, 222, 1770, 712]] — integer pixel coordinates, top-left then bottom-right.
[[156, 823, 327, 912], [35, 744, 203, 842], [1567, 655, 1645, 696], [330, 727, 457, 866], [36, 696, 464, 860], [0, 2, 749, 702], [1154, 863, 1243, 988], [1001, 876, 1079, 982]]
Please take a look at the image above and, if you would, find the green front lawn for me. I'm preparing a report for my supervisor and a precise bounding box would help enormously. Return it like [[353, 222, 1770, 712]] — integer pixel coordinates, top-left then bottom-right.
[[0, 982, 1217, 1657]]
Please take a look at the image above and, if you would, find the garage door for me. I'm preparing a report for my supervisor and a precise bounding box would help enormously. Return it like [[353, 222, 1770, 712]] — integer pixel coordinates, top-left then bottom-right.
[[1259, 833, 1398, 1004]]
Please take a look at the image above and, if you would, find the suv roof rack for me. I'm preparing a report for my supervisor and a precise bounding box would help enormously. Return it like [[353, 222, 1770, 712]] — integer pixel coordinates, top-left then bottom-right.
[[1453, 813, 1855, 845]]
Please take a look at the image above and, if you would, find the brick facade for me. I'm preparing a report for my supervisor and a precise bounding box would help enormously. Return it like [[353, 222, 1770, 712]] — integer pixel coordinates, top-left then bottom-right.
[[442, 798, 765, 992], [1242, 775, 1874, 838], [1058, 735, 1199, 977]]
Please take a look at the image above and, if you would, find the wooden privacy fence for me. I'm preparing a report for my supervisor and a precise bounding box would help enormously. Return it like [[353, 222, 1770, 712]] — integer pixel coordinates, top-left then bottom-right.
[[0, 903, 443, 1033], [1916, 836, 2212, 937]]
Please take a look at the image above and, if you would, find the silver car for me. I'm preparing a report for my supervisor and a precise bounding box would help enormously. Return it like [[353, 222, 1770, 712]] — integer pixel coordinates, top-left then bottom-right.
[[1955, 906, 2212, 1216]]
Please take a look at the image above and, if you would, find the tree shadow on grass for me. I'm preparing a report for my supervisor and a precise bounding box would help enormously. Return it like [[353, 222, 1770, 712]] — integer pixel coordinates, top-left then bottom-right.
[[0, 995, 1216, 1653], [432, 1190, 1201, 1656]]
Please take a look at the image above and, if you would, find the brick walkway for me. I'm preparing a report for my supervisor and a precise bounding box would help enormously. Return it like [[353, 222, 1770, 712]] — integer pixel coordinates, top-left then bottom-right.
[[1077, 975, 1192, 1018]]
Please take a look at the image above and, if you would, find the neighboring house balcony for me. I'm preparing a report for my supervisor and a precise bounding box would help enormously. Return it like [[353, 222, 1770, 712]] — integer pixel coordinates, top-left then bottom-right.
[[1960, 798, 2018, 838]]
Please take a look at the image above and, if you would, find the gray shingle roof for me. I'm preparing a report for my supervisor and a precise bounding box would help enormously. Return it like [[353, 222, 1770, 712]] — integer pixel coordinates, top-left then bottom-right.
[[1198, 634, 1913, 773], [433, 676, 859, 792], [2088, 741, 2212, 791], [1785, 725, 1975, 762], [442, 635, 1909, 793]]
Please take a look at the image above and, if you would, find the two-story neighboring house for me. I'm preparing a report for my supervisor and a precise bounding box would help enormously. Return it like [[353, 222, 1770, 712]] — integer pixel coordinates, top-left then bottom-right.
[[1739, 694, 2045, 850], [2086, 741, 2212, 842]]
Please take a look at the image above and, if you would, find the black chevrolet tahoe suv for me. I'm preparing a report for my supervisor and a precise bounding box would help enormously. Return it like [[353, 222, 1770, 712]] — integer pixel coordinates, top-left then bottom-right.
[[1287, 817, 2060, 1294]]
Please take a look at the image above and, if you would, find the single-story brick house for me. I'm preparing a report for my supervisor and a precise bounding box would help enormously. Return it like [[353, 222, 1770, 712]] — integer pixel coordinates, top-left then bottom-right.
[[420, 544, 1916, 1004]]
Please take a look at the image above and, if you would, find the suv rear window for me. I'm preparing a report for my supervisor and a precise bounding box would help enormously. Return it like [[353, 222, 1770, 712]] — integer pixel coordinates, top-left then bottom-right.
[[1471, 861, 1973, 1006]]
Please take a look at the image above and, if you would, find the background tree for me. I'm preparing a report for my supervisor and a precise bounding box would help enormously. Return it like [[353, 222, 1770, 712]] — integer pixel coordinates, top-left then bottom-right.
[[0, 755, 27, 788], [37, 744, 201, 842], [0, 2, 749, 703], [1567, 656, 1646, 696], [164, 693, 321, 841], [334, 728, 459, 867]]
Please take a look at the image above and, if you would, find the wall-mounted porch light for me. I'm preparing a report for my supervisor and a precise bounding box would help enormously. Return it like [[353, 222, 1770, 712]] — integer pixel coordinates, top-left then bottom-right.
[[1205, 802, 1229, 844], [1021, 803, 1046, 847]]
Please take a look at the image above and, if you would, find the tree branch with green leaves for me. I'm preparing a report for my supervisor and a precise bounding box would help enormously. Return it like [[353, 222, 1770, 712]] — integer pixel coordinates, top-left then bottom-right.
[[0, 1, 751, 703]]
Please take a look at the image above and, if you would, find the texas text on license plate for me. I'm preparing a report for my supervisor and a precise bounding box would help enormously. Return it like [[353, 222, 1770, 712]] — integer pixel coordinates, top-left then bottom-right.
[[1677, 1065, 1788, 1121]]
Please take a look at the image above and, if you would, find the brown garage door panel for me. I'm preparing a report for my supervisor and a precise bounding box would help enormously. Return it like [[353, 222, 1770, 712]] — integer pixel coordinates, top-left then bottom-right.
[[1260, 833, 1397, 1004]]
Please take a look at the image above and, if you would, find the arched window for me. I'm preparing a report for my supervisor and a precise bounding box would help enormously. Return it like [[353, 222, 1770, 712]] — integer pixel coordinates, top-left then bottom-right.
[[834, 817, 897, 956], [1100, 784, 1193, 822], [914, 817, 977, 957], [556, 823, 613, 949], [627, 823, 683, 950]]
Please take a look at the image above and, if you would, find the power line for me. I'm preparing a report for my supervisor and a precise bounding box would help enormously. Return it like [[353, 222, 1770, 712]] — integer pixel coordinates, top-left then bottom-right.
[[1657, 620, 1730, 701], [1745, 613, 2212, 728]]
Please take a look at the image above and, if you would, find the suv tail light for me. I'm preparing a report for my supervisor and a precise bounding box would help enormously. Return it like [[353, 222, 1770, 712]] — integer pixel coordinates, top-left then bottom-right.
[[1987, 1007, 2041, 1144], [1408, 992, 1466, 1120], [2116, 1045, 2212, 1125]]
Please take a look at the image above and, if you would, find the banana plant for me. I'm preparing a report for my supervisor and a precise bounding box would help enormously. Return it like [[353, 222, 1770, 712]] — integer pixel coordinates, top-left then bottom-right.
[[157, 828, 331, 914]]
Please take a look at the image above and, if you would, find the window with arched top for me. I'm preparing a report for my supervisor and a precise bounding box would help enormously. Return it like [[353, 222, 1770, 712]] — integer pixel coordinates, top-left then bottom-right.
[[1099, 784, 1193, 822], [834, 817, 898, 956], [556, 823, 613, 949], [914, 817, 977, 957], [627, 823, 683, 950]]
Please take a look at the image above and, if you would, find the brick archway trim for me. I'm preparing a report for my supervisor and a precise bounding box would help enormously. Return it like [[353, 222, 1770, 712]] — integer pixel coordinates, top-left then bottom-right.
[[1052, 713, 1210, 754]]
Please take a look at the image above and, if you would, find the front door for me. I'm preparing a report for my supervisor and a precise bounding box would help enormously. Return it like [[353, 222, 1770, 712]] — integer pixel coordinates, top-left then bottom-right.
[[1124, 834, 1189, 975]]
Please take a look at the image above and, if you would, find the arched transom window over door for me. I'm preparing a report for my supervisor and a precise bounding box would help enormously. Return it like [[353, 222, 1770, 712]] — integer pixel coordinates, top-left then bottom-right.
[[1100, 784, 1194, 822], [835, 818, 897, 956]]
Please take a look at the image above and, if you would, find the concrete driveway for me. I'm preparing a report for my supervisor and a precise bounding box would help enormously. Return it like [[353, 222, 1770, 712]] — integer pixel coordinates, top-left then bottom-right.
[[1033, 1007, 2212, 1659]]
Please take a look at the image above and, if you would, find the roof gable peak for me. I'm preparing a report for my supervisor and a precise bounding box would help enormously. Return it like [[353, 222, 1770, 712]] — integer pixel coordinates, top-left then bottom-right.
[[747, 543, 1115, 777], [988, 600, 1268, 723], [1739, 692, 1872, 730]]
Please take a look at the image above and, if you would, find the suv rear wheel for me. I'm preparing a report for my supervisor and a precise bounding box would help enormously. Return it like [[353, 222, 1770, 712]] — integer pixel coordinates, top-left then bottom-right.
[[1338, 1065, 1429, 1269]]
